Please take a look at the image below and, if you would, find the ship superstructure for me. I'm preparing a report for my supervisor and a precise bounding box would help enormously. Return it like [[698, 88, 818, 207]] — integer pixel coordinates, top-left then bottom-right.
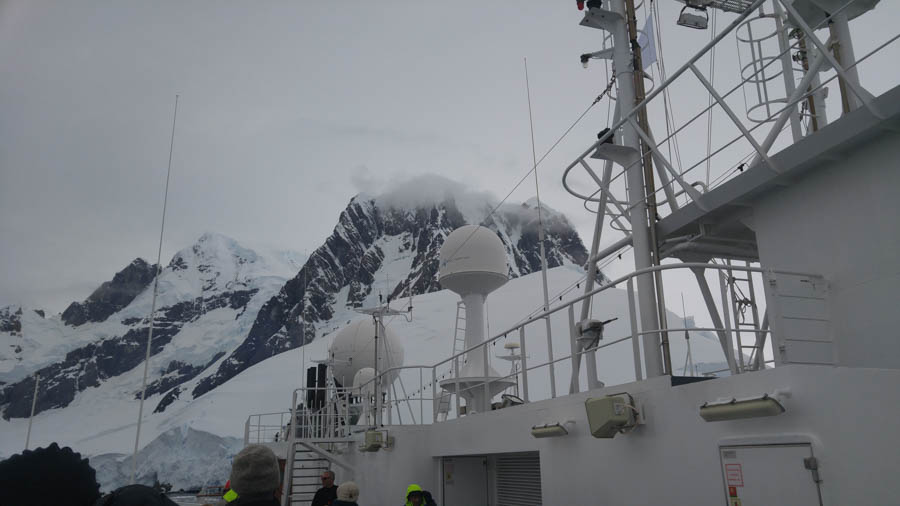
[[245, 1, 900, 504]]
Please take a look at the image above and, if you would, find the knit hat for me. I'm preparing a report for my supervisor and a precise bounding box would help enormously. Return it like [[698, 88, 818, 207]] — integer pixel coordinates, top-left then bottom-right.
[[337, 481, 360, 501], [229, 445, 281, 498]]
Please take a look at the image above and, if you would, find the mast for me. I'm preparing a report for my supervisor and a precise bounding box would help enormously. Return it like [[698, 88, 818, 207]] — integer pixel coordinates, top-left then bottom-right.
[[607, 0, 664, 377], [623, 0, 672, 376]]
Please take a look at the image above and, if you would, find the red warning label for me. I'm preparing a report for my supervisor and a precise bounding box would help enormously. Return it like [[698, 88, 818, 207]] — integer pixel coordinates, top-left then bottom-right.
[[729, 486, 738, 497], [725, 464, 744, 487]]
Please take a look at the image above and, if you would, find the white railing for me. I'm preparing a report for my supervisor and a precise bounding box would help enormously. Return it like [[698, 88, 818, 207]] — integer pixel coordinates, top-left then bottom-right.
[[256, 263, 821, 430], [563, 0, 900, 222], [244, 411, 292, 445]]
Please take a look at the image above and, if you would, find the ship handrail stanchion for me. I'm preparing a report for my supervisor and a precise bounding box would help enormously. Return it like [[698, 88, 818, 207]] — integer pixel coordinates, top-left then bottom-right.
[[432, 367, 438, 422], [519, 326, 529, 402], [567, 305, 581, 393], [419, 368, 424, 425], [627, 278, 643, 382], [454, 357, 461, 418]]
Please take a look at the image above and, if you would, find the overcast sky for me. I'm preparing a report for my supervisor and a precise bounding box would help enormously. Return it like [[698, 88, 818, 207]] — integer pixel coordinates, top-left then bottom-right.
[[2, 1, 897, 314]]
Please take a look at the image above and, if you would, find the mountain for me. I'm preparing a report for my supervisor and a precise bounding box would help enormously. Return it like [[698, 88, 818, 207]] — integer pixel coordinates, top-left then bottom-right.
[[191, 186, 589, 398], [0, 233, 303, 419]]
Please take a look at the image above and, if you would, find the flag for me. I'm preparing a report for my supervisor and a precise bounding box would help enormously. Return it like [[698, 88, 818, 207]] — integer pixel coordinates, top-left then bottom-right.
[[637, 13, 658, 70]]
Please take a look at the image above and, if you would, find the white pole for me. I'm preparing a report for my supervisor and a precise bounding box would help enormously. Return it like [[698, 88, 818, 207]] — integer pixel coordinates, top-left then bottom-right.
[[25, 373, 40, 450], [524, 58, 557, 398], [609, 0, 663, 376], [132, 94, 179, 484]]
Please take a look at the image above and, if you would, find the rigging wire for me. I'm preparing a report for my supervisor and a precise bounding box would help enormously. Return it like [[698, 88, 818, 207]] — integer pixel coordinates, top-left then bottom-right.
[[439, 73, 617, 271]]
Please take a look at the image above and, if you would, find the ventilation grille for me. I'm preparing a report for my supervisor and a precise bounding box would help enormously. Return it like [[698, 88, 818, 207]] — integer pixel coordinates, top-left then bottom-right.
[[496, 452, 542, 506]]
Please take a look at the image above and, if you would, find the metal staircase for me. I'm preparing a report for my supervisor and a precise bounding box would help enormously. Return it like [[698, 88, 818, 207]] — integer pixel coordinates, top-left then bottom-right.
[[286, 447, 329, 505], [436, 301, 467, 421]]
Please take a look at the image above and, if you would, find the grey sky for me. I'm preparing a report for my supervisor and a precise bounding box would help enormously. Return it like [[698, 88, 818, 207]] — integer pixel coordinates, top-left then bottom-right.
[[2, 1, 897, 313]]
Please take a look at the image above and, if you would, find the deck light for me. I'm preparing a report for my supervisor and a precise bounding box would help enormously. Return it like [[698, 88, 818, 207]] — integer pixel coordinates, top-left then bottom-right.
[[531, 421, 573, 438], [677, 5, 709, 30], [699, 394, 785, 422]]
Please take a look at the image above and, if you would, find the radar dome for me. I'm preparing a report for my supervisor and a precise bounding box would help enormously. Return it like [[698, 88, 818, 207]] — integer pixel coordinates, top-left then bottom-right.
[[439, 225, 509, 296], [329, 318, 404, 389], [353, 367, 376, 396]]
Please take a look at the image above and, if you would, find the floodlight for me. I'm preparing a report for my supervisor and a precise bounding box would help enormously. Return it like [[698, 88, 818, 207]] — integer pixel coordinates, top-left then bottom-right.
[[699, 394, 785, 422], [677, 6, 709, 30], [531, 421, 573, 438]]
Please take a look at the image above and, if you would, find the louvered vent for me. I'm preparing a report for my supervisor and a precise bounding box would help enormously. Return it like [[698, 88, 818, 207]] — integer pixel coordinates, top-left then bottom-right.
[[496, 452, 542, 506]]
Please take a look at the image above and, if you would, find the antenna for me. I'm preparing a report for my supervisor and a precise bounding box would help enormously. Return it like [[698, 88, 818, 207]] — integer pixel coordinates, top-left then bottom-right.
[[132, 94, 179, 483], [525, 57, 558, 399]]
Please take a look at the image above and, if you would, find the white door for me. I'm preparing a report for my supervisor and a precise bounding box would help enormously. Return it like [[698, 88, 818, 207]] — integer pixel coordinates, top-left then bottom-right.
[[443, 456, 488, 506], [719, 444, 822, 505]]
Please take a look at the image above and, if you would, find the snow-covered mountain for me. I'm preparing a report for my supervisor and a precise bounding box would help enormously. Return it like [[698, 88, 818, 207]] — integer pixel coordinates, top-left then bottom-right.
[[191, 183, 590, 398], [0, 232, 304, 419]]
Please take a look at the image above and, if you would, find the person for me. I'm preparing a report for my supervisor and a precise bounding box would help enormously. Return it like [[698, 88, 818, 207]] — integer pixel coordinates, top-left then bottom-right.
[[422, 489, 438, 506], [93, 484, 179, 506], [311, 469, 338, 506], [333, 481, 360, 506], [223, 479, 237, 503], [404, 484, 425, 506], [228, 444, 282, 505], [0, 442, 101, 506]]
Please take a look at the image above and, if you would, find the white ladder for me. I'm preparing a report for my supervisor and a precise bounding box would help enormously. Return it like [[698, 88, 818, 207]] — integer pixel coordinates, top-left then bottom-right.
[[436, 301, 467, 421], [726, 260, 764, 372]]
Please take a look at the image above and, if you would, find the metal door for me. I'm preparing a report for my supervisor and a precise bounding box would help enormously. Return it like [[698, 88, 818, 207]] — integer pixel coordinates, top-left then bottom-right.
[[442, 456, 488, 506], [719, 444, 822, 505]]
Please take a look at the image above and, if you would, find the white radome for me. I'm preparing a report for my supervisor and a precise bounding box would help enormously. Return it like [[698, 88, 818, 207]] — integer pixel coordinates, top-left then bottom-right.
[[438, 224, 509, 296], [329, 318, 404, 390]]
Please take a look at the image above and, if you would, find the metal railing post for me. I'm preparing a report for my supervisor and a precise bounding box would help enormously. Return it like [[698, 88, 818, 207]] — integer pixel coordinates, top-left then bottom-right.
[[483, 345, 490, 412], [627, 278, 643, 382], [432, 367, 438, 422], [519, 327, 529, 402], [454, 357, 461, 418]]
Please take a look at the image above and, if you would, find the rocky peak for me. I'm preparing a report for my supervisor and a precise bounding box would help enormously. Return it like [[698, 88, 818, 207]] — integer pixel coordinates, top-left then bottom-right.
[[61, 259, 159, 326], [192, 185, 589, 398]]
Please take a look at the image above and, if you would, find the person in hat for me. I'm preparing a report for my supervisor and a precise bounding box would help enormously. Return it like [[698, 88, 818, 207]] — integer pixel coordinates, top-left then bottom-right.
[[404, 484, 425, 506], [333, 481, 360, 506], [0, 442, 101, 506], [228, 445, 282, 505], [93, 484, 179, 506]]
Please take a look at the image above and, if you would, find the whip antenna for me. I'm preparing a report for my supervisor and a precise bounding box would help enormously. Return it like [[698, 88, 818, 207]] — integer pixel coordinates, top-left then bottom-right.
[[132, 94, 179, 483]]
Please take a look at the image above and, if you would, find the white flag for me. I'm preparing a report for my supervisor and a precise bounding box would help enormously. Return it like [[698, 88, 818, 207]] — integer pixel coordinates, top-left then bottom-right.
[[637, 14, 657, 70]]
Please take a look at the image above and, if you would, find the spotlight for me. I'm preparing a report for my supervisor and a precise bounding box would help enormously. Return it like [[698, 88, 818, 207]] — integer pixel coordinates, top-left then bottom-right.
[[531, 421, 574, 438], [699, 393, 786, 422], [677, 6, 709, 30]]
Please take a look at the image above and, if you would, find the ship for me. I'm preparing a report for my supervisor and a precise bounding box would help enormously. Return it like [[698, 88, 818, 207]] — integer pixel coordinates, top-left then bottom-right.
[[240, 0, 900, 504]]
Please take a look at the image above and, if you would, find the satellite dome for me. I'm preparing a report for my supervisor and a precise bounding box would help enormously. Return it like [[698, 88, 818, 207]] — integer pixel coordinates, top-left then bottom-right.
[[439, 225, 509, 296], [329, 318, 404, 390], [353, 367, 376, 396]]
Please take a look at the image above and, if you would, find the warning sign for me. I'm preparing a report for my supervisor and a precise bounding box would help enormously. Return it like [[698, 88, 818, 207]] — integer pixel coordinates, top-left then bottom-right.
[[725, 464, 744, 487], [728, 486, 737, 497]]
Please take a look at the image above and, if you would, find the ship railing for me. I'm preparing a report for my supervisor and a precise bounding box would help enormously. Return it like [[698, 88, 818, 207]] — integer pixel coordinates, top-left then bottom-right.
[[345, 262, 822, 425], [562, 0, 900, 225], [244, 411, 293, 445]]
